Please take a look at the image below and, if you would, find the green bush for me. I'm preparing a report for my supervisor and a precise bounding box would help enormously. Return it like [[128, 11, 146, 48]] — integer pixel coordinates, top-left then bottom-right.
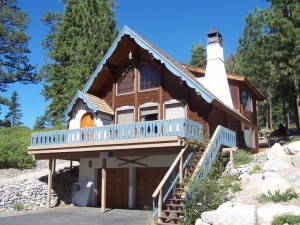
[[0, 126, 35, 169], [11, 201, 25, 211], [257, 188, 299, 203], [272, 214, 300, 225], [234, 149, 253, 166]]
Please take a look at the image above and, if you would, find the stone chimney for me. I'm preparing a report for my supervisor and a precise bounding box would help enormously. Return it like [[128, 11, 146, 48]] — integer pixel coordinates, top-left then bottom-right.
[[197, 27, 233, 108]]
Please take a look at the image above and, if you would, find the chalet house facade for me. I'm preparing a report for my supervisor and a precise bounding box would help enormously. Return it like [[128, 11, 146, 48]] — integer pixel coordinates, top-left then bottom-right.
[[28, 26, 263, 224]]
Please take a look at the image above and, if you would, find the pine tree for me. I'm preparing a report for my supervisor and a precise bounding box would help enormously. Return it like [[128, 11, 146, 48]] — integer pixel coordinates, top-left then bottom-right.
[[33, 116, 46, 130], [6, 91, 23, 126], [41, 0, 118, 125], [188, 41, 207, 68], [0, 0, 37, 109]]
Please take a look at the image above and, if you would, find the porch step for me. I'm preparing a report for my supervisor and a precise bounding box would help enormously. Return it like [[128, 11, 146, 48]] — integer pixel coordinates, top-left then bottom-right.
[[159, 215, 182, 223]]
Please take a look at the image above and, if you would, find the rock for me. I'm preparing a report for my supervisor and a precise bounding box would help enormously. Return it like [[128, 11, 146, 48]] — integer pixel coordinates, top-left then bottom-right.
[[239, 172, 250, 185], [257, 204, 300, 225], [201, 202, 256, 225], [257, 177, 293, 195], [290, 170, 300, 190], [262, 172, 279, 179], [291, 152, 300, 168], [283, 141, 300, 155], [267, 143, 286, 160], [263, 159, 291, 172], [195, 218, 209, 225]]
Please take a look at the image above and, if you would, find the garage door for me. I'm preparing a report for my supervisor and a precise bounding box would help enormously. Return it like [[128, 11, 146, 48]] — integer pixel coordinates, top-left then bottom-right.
[[136, 167, 168, 209], [97, 168, 129, 208]]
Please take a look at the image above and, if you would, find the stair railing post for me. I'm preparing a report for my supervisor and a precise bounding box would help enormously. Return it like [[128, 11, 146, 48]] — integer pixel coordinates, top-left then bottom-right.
[[158, 189, 162, 223], [179, 155, 183, 183]]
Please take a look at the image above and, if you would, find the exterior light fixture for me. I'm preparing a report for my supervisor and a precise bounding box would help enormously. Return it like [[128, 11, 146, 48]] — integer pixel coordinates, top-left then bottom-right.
[[88, 159, 92, 168]]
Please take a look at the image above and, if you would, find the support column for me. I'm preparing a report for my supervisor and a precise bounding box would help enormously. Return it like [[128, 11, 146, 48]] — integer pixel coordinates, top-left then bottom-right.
[[101, 158, 107, 212], [52, 159, 56, 176], [47, 159, 53, 208], [70, 160, 73, 169]]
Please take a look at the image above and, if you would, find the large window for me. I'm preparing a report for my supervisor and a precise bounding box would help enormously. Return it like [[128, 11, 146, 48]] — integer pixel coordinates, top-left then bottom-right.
[[241, 90, 253, 111], [165, 102, 185, 119], [139, 64, 159, 91], [117, 66, 135, 95]]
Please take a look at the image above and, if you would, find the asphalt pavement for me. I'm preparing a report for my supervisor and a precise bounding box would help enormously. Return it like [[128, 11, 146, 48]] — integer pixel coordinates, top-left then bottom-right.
[[0, 207, 153, 225]]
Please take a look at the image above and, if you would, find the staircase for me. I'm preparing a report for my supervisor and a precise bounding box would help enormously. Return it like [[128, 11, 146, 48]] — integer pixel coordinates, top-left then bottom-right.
[[157, 149, 204, 224], [152, 125, 237, 225]]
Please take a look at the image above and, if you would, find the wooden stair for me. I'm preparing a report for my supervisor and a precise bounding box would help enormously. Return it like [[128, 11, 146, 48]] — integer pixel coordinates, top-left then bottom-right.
[[156, 148, 204, 225]]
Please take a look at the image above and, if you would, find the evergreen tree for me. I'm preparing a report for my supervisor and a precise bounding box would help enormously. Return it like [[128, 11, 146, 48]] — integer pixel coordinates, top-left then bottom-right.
[[33, 116, 46, 130], [6, 91, 23, 126], [41, 0, 118, 125], [225, 54, 237, 73], [0, 0, 37, 111], [188, 41, 207, 68]]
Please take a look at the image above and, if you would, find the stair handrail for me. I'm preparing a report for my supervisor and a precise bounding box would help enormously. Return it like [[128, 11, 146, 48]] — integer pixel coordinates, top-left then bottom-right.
[[152, 144, 192, 221], [185, 125, 236, 194]]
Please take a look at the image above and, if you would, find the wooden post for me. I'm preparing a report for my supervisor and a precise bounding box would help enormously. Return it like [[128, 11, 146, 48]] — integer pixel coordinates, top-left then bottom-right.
[[47, 159, 53, 208], [52, 159, 56, 176], [158, 190, 162, 223], [70, 160, 73, 169], [223, 147, 238, 169], [179, 156, 183, 183], [101, 158, 107, 212]]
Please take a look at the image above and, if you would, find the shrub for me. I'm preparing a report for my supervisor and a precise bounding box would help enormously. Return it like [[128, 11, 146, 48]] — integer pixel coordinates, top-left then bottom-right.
[[0, 126, 35, 169], [272, 214, 300, 225], [11, 201, 25, 211], [257, 188, 299, 203], [234, 149, 253, 166]]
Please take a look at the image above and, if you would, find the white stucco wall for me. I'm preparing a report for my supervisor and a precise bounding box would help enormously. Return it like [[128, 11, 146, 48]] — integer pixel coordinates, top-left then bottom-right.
[[68, 100, 112, 129]]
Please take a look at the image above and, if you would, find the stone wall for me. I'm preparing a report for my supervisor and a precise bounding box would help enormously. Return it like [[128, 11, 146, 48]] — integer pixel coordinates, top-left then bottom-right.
[[0, 166, 78, 212]]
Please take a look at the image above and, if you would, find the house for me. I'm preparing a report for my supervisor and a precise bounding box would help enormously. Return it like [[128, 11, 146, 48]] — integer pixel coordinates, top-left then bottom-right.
[[28, 26, 263, 224]]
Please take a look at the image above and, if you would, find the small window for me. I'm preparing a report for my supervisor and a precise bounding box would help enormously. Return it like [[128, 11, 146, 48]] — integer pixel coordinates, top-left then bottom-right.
[[117, 109, 134, 124], [242, 90, 253, 111], [117, 66, 135, 95], [139, 64, 159, 91], [140, 106, 158, 122]]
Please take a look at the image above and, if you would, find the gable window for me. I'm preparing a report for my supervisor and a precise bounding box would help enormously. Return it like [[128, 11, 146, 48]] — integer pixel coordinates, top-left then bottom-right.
[[117, 66, 135, 95], [139, 64, 159, 91], [241, 90, 253, 111]]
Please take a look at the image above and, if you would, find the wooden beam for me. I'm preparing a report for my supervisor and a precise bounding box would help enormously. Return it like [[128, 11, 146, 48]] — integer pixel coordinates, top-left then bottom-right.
[[101, 158, 107, 213], [47, 159, 53, 208], [116, 156, 148, 167]]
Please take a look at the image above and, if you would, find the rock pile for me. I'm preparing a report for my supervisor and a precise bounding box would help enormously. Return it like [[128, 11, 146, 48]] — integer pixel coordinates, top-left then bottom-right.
[[196, 141, 300, 225], [0, 166, 78, 212]]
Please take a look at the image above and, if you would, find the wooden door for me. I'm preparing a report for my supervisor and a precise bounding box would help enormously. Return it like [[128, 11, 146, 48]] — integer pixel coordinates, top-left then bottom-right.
[[81, 113, 94, 140], [97, 168, 129, 208], [136, 167, 168, 209]]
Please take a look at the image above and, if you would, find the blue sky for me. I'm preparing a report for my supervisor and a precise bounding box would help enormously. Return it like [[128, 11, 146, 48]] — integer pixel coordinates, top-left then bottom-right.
[[1, 0, 269, 128]]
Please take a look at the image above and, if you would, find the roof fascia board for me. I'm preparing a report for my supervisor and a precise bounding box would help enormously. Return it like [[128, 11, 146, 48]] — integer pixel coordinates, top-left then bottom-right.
[[63, 91, 97, 121]]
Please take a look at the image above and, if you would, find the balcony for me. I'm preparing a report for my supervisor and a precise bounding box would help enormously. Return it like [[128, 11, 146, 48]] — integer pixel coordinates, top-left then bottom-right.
[[28, 119, 203, 159]]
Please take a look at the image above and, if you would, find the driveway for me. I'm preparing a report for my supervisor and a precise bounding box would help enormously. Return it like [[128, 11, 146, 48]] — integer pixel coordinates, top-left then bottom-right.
[[0, 207, 153, 225]]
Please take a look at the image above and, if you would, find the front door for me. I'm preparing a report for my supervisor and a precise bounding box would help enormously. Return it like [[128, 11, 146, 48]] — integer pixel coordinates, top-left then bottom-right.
[[81, 113, 94, 140]]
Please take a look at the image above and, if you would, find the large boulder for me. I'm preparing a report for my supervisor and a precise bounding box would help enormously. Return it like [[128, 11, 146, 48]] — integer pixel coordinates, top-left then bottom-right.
[[201, 202, 256, 225], [283, 141, 300, 155], [290, 170, 300, 191], [195, 218, 209, 225], [257, 176, 293, 195], [263, 159, 291, 172], [267, 143, 286, 160], [291, 152, 300, 168], [257, 204, 300, 225]]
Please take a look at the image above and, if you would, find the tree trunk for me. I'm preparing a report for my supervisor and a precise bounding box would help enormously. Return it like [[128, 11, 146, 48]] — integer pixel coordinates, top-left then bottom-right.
[[294, 79, 300, 132]]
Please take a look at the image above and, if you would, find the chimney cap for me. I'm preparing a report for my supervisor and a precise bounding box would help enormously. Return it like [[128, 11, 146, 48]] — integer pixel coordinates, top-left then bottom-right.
[[207, 27, 222, 38]]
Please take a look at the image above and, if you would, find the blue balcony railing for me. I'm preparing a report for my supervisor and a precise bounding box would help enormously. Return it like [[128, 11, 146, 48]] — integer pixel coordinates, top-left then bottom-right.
[[30, 119, 203, 146]]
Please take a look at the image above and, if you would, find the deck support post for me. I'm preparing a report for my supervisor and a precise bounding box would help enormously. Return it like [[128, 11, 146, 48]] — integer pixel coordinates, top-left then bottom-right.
[[52, 159, 56, 176], [47, 159, 53, 208], [179, 156, 183, 183], [101, 158, 107, 212]]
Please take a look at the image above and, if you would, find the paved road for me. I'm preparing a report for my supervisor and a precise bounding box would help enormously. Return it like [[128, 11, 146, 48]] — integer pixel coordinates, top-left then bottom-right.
[[0, 207, 152, 225]]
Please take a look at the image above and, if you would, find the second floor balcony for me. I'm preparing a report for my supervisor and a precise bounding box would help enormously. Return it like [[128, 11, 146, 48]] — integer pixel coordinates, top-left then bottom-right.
[[28, 119, 203, 159]]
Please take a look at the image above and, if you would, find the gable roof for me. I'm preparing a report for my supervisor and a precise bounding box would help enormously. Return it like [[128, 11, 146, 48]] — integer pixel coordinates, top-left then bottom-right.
[[81, 26, 249, 124], [64, 91, 113, 121]]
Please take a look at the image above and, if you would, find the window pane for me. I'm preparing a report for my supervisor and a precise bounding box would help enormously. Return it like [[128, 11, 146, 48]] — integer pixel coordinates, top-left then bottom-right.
[[139, 64, 159, 91], [117, 67, 135, 94], [140, 106, 158, 121], [117, 109, 134, 124]]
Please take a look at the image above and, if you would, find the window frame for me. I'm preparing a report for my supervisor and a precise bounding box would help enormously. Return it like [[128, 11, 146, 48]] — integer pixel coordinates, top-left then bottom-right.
[[115, 106, 135, 124], [163, 99, 186, 120], [138, 63, 160, 92], [241, 90, 253, 112], [116, 66, 136, 96], [138, 103, 159, 122]]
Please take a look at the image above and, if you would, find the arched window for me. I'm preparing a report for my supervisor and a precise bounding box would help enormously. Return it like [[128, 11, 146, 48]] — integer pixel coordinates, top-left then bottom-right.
[[139, 64, 159, 91], [81, 113, 94, 128], [117, 66, 135, 95]]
